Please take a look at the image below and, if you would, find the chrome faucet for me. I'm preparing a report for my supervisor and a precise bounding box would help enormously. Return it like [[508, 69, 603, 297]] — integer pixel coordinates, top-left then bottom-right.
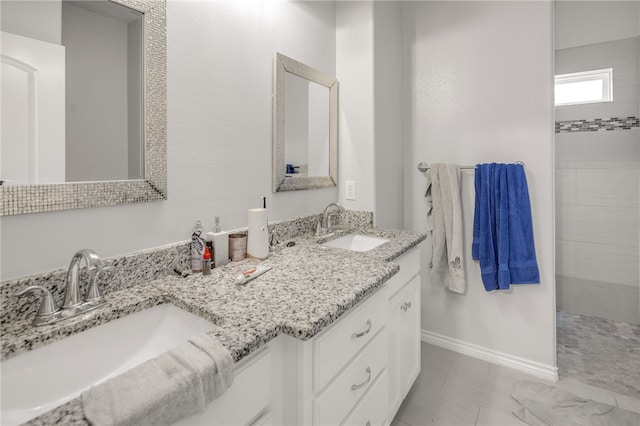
[[315, 203, 343, 236], [15, 249, 112, 326], [63, 249, 105, 309]]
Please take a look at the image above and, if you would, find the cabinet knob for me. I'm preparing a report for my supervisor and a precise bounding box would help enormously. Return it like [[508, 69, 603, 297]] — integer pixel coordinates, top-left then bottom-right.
[[351, 366, 372, 391], [351, 319, 372, 339]]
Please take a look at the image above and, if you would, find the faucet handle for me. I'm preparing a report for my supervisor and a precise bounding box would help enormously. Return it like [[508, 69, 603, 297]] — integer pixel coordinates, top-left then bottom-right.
[[14, 285, 60, 321], [314, 217, 324, 236], [269, 229, 280, 250], [85, 266, 113, 303]]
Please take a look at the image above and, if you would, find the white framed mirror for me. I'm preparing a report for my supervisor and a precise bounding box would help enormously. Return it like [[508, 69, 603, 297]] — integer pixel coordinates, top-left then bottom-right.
[[0, 0, 166, 215], [273, 52, 338, 192]]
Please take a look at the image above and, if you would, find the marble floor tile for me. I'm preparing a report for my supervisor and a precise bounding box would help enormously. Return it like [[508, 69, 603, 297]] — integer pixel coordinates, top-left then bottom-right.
[[556, 310, 640, 398]]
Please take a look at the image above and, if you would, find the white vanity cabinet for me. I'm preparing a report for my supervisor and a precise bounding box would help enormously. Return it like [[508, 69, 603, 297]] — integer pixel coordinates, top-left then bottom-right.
[[280, 246, 422, 426], [176, 245, 423, 426], [387, 248, 422, 420], [281, 286, 389, 426]]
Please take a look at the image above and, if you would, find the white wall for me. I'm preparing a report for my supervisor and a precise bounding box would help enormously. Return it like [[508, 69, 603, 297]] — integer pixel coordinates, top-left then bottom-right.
[[374, 1, 404, 229], [335, 1, 405, 229], [63, 2, 129, 182], [555, 1, 640, 49], [403, 1, 556, 375], [1, 1, 338, 279], [336, 1, 376, 214], [0, 0, 62, 45]]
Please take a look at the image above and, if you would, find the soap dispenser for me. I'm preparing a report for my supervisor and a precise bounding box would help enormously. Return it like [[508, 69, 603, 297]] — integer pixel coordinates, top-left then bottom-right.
[[207, 216, 229, 268]]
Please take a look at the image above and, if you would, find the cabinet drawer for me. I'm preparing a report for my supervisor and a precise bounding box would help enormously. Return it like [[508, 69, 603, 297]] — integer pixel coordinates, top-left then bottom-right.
[[313, 290, 387, 392], [341, 368, 389, 426], [386, 247, 421, 298], [314, 329, 387, 426]]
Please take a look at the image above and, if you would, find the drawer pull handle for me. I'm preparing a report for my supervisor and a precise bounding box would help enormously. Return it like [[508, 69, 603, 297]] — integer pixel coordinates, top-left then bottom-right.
[[351, 366, 372, 391], [351, 319, 372, 339], [401, 301, 413, 312]]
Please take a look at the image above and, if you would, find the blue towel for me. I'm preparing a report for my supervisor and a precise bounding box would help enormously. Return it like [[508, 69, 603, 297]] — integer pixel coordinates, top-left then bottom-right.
[[472, 163, 540, 291]]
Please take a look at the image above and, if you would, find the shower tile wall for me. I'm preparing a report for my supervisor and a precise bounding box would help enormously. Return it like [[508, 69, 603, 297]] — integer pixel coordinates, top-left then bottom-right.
[[555, 37, 640, 324]]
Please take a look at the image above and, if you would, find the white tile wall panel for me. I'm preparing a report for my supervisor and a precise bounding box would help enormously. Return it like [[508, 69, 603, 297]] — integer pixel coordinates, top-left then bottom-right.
[[555, 169, 578, 205], [556, 275, 640, 324], [574, 242, 640, 286], [555, 129, 639, 163], [555, 37, 639, 122], [553, 240, 637, 286], [556, 160, 639, 170], [555, 240, 578, 277], [556, 204, 639, 247], [577, 169, 640, 208]]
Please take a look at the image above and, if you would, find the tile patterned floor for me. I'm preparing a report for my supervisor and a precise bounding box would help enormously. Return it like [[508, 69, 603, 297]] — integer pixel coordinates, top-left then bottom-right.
[[557, 310, 640, 399], [393, 340, 640, 426]]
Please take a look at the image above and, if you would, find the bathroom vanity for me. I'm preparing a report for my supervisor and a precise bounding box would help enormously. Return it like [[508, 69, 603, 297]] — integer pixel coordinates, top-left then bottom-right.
[[177, 245, 421, 426], [1, 212, 425, 426]]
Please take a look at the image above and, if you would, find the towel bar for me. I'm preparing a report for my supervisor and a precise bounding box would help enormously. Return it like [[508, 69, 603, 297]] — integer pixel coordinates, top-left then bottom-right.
[[417, 161, 525, 173]]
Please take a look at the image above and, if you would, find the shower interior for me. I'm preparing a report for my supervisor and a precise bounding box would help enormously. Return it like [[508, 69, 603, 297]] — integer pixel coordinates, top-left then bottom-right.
[[554, 1, 639, 399]]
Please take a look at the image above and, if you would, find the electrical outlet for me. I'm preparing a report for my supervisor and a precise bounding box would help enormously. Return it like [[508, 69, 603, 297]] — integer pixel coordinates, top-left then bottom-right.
[[345, 181, 356, 200]]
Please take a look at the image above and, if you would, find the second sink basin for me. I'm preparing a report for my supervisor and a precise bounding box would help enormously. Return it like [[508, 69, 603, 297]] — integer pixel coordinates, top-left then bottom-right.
[[322, 233, 389, 252], [1, 303, 217, 426]]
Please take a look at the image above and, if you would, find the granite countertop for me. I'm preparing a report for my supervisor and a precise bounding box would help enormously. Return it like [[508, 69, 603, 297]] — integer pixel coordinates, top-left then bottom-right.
[[3, 227, 426, 425]]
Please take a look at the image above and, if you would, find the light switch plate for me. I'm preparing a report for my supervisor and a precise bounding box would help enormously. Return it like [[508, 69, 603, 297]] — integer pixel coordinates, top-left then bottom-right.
[[345, 181, 356, 200]]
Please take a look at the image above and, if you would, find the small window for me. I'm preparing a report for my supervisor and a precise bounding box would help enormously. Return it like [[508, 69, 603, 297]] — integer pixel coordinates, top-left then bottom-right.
[[554, 68, 613, 106]]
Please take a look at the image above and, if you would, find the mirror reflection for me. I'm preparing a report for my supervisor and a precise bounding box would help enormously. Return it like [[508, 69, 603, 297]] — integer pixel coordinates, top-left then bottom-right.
[[273, 52, 338, 192], [1, 0, 143, 186], [284, 73, 330, 178]]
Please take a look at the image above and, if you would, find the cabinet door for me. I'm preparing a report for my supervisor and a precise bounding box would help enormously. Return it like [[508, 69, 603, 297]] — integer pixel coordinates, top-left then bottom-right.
[[388, 275, 421, 417], [399, 276, 421, 397]]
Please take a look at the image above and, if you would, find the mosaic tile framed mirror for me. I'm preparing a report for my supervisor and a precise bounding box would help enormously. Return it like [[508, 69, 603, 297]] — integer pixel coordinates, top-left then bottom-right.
[[0, 0, 166, 215], [272, 52, 338, 192]]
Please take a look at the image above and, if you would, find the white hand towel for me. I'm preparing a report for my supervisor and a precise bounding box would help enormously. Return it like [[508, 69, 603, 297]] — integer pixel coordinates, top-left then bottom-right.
[[428, 164, 448, 287], [445, 164, 466, 293], [427, 164, 466, 294], [82, 334, 234, 426]]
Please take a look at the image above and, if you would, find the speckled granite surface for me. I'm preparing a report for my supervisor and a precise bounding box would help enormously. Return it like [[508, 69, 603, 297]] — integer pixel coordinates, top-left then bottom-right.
[[1, 210, 425, 425]]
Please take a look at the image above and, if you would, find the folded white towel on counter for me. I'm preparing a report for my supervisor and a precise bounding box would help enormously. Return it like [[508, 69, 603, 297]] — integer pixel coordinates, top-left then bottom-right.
[[82, 334, 234, 426], [426, 163, 466, 294]]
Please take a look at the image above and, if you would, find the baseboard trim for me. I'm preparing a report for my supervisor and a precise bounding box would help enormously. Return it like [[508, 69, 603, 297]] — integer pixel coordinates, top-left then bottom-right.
[[421, 329, 559, 382]]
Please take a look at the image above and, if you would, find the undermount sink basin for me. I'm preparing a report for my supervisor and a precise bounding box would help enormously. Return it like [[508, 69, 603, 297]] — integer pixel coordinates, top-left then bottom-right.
[[1, 304, 216, 426], [322, 233, 389, 252]]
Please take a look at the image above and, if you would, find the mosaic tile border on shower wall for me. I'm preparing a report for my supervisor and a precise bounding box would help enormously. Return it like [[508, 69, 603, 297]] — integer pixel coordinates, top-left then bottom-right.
[[555, 116, 639, 133]]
